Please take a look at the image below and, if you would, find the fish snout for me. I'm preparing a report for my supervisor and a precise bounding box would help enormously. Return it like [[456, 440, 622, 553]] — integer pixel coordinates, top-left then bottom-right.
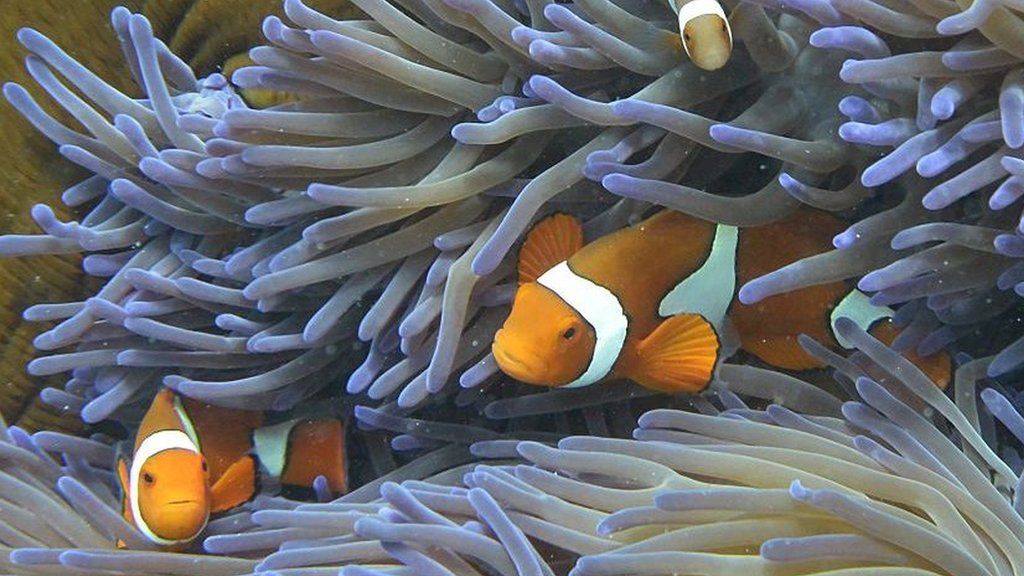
[[150, 499, 209, 541], [689, 38, 731, 71], [680, 10, 732, 71], [492, 331, 549, 385]]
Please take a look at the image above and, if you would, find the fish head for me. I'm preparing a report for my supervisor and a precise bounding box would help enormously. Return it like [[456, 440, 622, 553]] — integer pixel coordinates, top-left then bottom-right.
[[493, 282, 596, 386], [681, 12, 732, 71], [135, 447, 211, 543]]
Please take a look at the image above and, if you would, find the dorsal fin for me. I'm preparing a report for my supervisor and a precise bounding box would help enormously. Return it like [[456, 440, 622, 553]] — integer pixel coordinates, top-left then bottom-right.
[[134, 389, 187, 452], [519, 213, 584, 284], [171, 394, 201, 449]]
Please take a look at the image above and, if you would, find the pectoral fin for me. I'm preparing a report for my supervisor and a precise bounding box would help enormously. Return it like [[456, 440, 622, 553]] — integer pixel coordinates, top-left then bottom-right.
[[210, 455, 257, 513], [518, 214, 584, 284], [629, 313, 719, 393], [116, 456, 131, 524]]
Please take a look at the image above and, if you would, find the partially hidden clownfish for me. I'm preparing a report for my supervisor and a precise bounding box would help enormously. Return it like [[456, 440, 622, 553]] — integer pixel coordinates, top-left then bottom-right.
[[673, 0, 733, 71], [115, 388, 347, 549], [492, 209, 951, 393]]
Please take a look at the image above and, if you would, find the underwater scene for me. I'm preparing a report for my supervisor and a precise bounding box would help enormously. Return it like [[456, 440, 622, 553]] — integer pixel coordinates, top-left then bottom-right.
[[1, 0, 1024, 574]]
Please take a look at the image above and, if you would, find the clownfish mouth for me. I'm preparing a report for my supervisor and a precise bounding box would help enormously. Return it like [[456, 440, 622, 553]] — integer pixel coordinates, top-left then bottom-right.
[[494, 346, 524, 371], [493, 342, 544, 384], [165, 500, 200, 506]]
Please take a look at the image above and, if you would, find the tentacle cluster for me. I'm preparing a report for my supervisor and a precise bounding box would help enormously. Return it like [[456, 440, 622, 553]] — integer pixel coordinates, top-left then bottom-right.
[[3, 322, 1023, 575], [0, 0, 881, 420], [3, 0, 1024, 572], [734, 0, 1024, 379]]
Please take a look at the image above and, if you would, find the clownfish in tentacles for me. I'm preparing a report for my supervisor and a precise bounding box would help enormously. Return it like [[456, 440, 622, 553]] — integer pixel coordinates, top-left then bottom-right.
[[115, 388, 347, 549], [492, 209, 951, 393], [672, 0, 733, 71]]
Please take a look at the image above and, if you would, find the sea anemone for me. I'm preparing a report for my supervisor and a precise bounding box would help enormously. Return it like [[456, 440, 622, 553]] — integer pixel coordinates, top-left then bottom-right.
[[200, 322, 1024, 575], [3, 312, 1022, 574], [10, 0, 1019, 427], [0, 0, 862, 422], [4, 0, 1024, 573], [734, 0, 1024, 381]]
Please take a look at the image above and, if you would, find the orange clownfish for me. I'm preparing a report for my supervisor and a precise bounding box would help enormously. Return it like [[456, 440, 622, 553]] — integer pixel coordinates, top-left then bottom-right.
[[116, 388, 347, 549], [674, 0, 733, 71], [493, 209, 950, 393]]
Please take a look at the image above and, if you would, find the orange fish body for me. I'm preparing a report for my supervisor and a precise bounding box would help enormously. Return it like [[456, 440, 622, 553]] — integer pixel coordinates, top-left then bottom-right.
[[493, 209, 950, 393], [116, 389, 347, 549]]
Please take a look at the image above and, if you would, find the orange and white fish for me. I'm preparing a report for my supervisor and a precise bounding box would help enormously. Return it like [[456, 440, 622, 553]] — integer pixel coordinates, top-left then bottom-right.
[[116, 388, 347, 549], [492, 209, 950, 393], [674, 0, 733, 70]]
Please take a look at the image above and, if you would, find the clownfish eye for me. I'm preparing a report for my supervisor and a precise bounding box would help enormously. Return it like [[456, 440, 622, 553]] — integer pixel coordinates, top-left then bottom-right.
[[142, 472, 155, 485], [562, 327, 577, 340]]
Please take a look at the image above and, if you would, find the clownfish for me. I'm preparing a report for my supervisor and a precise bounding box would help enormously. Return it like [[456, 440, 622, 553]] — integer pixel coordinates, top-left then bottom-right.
[[493, 209, 951, 393], [674, 0, 733, 71], [115, 388, 347, 549]]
